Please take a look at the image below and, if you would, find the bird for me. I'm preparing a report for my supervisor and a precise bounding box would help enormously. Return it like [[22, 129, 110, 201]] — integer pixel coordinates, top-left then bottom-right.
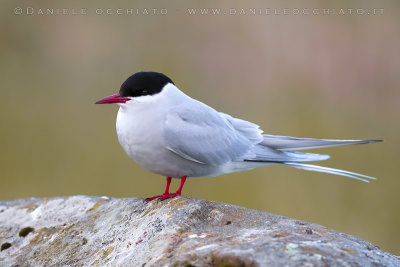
[[95, 71, 382, 201]]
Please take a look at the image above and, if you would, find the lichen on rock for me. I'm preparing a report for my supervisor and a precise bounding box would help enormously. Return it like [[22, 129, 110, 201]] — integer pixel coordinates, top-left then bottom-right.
[[0, 196, 398, 266]]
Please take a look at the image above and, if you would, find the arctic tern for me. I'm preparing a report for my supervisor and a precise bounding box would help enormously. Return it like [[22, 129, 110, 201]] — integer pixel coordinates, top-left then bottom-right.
[[95, 71, 381, 201]]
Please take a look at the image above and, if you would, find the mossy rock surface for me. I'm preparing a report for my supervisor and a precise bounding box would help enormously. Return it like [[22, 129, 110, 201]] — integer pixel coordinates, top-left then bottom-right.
[[0, 196, 398, 266]]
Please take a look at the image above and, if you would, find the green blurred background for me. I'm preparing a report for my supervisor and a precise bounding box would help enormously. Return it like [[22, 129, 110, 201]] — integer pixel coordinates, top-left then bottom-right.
[[1, 0, 399, 255]]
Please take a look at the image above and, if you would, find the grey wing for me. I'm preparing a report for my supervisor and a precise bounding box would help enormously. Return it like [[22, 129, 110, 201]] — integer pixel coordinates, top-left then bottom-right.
[[163, 104, 331, 166], [163, 104, 255, 166], [220, 113, 330, 162], [261, 134, 382, 150]]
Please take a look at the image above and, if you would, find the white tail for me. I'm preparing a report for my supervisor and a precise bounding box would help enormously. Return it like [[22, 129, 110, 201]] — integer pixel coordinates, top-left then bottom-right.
[[283, 162, 377, 183], [262, 134, 382, 151]]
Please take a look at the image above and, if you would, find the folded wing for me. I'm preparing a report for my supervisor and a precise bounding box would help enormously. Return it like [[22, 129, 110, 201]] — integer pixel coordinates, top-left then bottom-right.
[[163, 104, 254, 165], [261, 134, 382, 151], [163, 106, 332, 166]]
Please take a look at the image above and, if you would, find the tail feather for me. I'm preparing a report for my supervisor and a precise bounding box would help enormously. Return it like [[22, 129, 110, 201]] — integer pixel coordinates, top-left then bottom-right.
[[247, 134, 382, 182], [244, 145, 330, 163], [261, 134, 382, 151], [283, 162, 376, 183]]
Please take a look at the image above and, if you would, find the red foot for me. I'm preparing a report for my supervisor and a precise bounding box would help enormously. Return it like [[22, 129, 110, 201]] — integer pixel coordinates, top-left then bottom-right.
[[145, 176, 187, 202]]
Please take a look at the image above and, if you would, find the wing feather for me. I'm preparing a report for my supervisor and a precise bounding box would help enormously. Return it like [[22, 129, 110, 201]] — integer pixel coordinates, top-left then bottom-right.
[[163, 104, 254, 165], [261, 134, 382, 151], [163, 105, 335, 165]]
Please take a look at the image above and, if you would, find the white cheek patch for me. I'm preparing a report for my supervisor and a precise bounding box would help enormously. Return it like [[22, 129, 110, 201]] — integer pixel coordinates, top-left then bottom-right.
[[131, 84, 174, 104], [118, 83, 178, 108], [118, 95, 155, 107], [133, 94, 158, 103]]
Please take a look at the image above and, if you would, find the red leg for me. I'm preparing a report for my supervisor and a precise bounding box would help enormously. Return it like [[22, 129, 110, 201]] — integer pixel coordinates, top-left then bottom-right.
[[146, 176, 187, 202], [145, 177, 172, 202], [161, 175, 187, 200], [163, 177, 172, 194], [175, 176, 187, 195]]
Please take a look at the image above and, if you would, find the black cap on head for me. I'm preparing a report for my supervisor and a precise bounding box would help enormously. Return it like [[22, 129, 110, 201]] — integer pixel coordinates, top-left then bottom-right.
[[119, 72, 174, 97]]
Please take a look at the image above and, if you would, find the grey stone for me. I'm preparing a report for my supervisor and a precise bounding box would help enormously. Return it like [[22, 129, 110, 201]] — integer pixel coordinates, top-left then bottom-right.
[[0, 196, 398, 266]]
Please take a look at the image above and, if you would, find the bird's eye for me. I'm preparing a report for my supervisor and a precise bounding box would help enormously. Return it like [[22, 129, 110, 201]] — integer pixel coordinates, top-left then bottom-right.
[[141, 89, 148, 95]]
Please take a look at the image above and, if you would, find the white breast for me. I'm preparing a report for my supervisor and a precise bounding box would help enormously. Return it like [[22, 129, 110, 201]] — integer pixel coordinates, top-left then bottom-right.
[[115, 84, 221, 178], [116, 98, 166, 172]]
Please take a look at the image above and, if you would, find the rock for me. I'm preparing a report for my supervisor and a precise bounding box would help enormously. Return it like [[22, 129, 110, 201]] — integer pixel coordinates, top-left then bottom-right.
[[0, 196, 398, 266]]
